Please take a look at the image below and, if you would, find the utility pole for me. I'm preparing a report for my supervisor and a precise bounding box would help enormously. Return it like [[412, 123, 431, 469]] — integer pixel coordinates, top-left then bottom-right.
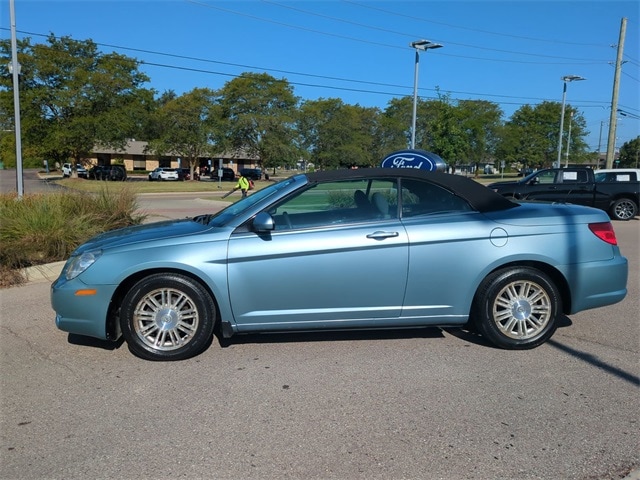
[[606, 17, 627, 169], [10, 0, 24, 197]]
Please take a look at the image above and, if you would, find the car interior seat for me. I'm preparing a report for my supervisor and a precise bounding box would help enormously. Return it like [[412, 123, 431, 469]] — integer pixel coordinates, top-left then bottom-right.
[[371, 192, 389, 218], [354, 190, 374, 214]]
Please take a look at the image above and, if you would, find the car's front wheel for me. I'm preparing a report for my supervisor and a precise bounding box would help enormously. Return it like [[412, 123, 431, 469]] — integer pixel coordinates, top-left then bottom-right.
[[610, 198, 638, 221], [472, 267, 560, 349], [120, 273, 216, 361]]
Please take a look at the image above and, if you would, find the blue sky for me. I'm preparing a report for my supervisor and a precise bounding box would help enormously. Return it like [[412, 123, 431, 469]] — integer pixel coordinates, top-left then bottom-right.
[[3, 0, 639, 154]]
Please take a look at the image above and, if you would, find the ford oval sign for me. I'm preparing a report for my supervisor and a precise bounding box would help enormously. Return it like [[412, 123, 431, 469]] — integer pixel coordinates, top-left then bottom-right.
[[380, 149, 447, 172]]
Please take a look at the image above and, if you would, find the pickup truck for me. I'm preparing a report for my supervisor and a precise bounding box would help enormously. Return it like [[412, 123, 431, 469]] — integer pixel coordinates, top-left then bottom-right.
[[488, 167, 640, 221]]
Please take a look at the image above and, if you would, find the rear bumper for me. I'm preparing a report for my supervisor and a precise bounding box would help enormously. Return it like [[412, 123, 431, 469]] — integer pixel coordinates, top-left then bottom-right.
[[568, 255, 628, 314]]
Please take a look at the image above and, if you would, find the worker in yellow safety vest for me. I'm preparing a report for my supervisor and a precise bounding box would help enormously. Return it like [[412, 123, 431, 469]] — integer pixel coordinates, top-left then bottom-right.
[[234, 174, 250, 198]]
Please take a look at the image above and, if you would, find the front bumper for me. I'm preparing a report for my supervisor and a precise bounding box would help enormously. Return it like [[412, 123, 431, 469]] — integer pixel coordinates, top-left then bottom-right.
[[51, 276, 119, 340]]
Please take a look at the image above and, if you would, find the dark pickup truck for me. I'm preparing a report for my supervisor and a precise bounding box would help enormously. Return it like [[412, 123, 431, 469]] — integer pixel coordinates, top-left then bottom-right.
[[489, 167, 640, 221]]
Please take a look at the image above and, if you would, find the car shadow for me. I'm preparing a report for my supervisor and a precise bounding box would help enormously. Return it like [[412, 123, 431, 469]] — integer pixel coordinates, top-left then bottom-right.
[[444, 315, 573, 349], [215, 326, 445, 348], [67, 334, 124, 351]]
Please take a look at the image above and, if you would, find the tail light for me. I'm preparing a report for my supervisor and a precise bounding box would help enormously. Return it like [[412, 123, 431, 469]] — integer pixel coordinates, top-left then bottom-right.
[[588, 222, 618, 246]]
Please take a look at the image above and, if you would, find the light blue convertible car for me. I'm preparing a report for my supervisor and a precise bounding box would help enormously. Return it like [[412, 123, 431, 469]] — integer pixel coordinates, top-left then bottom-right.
[[51, 168, 628, 361]]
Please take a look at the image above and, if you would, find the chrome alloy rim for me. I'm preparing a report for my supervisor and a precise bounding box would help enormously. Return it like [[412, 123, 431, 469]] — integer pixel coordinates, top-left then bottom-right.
[[492, 280, 551, 339], [133, 288, 199, 351], [614, 200, 635, 220]]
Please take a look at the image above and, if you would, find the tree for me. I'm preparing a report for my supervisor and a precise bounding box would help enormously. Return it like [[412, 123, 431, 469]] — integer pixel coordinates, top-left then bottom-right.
[[147, 88, 222, 178], [218, 72, 300, 172], [298, 98, 382, 170], [456, 100, 503, 168], [0, 35, 154, 167], [618, 136, 640, 168], [496, 101, 589, 169]]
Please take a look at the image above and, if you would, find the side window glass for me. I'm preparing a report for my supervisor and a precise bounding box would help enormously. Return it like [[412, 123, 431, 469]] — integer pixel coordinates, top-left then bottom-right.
[[400, 179, 472, 217], [269, 178, 397, 230], [536, 171, 556, 184]]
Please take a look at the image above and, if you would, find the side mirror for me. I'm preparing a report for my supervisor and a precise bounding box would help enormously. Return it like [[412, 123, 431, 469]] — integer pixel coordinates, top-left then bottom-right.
[[253, 212, 275, 232]]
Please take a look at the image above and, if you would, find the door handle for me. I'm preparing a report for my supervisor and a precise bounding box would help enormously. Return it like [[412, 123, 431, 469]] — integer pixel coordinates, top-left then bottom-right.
[[366, 231, 399, 240]]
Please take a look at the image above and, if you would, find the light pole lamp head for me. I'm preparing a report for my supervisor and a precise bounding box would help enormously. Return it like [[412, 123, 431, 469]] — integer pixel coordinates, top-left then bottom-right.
[[410, 39, 443, 51], [562, 75, 586, 83]]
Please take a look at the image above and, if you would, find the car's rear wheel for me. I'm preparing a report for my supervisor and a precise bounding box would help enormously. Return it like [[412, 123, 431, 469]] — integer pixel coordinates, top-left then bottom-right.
[[472, 267, 560, 349], [120, 273, 216, 361], [610, 198, 637, 221]]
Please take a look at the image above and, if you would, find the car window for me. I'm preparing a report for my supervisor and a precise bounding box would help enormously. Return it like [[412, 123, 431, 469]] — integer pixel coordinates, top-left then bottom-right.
[[268, 178, 398, 230], [595, 171, 637, 182], [532, 171, 557, 184], [399, 179, 472, 217]]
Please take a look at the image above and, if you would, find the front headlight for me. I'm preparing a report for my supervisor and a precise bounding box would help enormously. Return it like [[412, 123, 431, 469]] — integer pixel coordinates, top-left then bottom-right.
[[65, 250, 102, 280]]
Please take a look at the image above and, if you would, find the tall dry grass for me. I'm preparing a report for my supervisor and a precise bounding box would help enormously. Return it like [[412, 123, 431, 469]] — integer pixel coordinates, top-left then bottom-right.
[[0, 186, 145, 286]]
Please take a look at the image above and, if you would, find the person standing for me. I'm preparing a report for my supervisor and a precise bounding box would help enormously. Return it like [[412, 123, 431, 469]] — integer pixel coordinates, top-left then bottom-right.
[[234, 173, 250, 198]]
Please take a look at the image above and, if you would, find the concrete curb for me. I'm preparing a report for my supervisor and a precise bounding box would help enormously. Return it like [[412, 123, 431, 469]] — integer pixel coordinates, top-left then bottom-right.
[[21, 261, 65, 285], [624, 468, 640, 480]]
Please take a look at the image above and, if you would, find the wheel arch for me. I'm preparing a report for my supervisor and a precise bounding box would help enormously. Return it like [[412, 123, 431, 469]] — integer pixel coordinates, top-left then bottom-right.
[[477, 260, 571, 314], [608, 195, 639, 219], [105, 267, 222, 341]]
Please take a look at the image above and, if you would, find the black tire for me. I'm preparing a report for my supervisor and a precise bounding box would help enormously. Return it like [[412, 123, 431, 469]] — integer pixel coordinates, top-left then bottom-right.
[[120, 273, 216, 361], [472, 267, 560, 350], [610, 198, 638, 221]]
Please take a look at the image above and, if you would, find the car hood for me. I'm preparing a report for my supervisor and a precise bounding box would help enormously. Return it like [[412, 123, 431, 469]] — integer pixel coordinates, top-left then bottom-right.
[[75, 218, 218, 254]]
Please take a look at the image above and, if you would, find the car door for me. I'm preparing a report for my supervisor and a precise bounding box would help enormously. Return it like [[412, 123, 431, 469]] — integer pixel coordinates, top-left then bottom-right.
[[226, 178, 409, 332], [523, 169, 593, 205], [397, 178, 489, 322]]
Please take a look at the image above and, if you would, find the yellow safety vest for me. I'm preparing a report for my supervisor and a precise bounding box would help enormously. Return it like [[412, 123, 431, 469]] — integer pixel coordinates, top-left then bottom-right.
[[237, 176, 249, 190]]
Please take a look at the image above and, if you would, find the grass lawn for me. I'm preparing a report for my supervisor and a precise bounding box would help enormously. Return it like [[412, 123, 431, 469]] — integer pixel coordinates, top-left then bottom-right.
[[49, 176, 260, 195], [46, 171, 513, 195]]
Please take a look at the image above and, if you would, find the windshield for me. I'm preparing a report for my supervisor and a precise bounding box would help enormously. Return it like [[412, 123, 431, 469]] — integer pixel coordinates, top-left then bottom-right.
[[207, 177, 299, 227]]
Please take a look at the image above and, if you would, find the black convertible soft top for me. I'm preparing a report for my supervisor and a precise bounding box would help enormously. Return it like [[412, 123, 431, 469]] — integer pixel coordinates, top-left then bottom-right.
[[305, 168, 518, 213]]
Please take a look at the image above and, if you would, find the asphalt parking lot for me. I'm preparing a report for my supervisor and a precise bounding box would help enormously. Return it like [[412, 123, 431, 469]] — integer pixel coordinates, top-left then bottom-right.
[[1, 169, 638, 479]]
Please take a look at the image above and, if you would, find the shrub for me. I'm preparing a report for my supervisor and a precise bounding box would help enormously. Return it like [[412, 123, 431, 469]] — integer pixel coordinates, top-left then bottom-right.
[[0, 186, 145, 286]]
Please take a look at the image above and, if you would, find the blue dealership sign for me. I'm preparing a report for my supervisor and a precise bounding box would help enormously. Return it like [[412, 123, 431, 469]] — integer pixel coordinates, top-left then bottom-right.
[[380, 149, 447, 172]]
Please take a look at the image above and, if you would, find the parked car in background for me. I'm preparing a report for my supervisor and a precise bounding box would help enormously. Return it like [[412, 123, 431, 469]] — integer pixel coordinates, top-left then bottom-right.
[[240, 168, 262, 180], [177, 168, 198, 181], [88, 165, 127, 181], [148, 167, 179, 181], [51, 168, 628, 361], [489, 167, 640, 221], [62, 163, 88, 179], [212, 167, 236, 181]]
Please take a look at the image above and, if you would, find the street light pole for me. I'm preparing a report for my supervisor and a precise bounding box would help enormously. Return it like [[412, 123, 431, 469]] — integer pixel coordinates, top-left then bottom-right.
[[564, 110, 573, 168], [410, 39, 443, 150], [9, 0, 24, 197], [556, 75, 585, 168]]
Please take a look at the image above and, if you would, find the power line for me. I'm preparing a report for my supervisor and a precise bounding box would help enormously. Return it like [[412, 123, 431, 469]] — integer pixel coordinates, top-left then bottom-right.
[[260, 0, 613, 61], [3, 27, 617, 112], [186, 0, 614, 64], [342, 0, 613, 49]]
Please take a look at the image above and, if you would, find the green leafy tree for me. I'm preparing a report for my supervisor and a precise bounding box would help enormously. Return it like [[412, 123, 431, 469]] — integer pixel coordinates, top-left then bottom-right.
[[618, 136, 640, 168], [298, 98, 381, 169], [497, 101, 589, 169], [456, 100, 503, 169], [147, 88, 222, 178], [0, 35, 154, 167], [219, 72, 300, 172], [380, 97, 413, 150], [422, 96, 468, 166]]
